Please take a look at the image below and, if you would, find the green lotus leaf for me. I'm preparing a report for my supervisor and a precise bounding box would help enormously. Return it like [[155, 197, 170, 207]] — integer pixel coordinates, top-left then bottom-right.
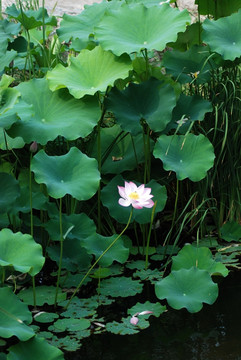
[[18, 286, 66, 306], [0, 287, 34, 341], [47, 238, 92, 272], [0, 130, 24, 150], [34, 312, 59, 324], [50, 335, 82, 352], [0, 74, 20, 122], [106, 78, 176, 135], [155, 267, 218, 313], [0, 18, 20, 50], [7, 78, 101, 145], [95, 3, 190, 56], [171, 244, 229, 277], [57, 1, 121, 43], [127, 301, 166, 317], [220, 221, 241, 242], [8, 336, 64, 360], [0, 173, 20, 213], [0, 228, 44, 276], [106, 317, 149, 334], [169, 93, 212, 133], [47, 46, 132, 99], [81, 233, 129, 267], [101, 175, 167, 224], [60, 273, 91, 288], [91, 124, 153, 174], [153, 134, 215, 181], [50, 318, 90, 333], [162, 45, 216, 84], [0, 50, 17, 73], [6, 4, 57, 30], [31, 147, 100, 199], [99, 276, 143, 297], [202, 10, 241, 60], [133, 268, 163, 284], [196, 0, 241, 18]]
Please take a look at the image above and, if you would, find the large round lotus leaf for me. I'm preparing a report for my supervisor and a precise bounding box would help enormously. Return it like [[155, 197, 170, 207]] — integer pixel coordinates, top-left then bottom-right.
[[155, 267, 218, 313], [57, 1, 121, 43], [6, 4, 57, 30], [0, 287, 34, 341], [8, 336, 64, 360], [0, 228, 45, 276], [31, 147, 100, 199], [153, 134, 215, 181], [90, 124, 154, 174], [80, 233, 129, 267], [171, 94, 212, 131], [162, 45, 216, 84], [202, 10, 241, 61], [95, 3, 190, 56], [171, 244, 229, 277], [101, 174, 167, 224], [7, 78, 101, 145], [197, 0, 241, 19], [47, 46, 132, 99], [106, 78, 176, 135], [0, 172, 20, 213], [99, 276, 143, 297]]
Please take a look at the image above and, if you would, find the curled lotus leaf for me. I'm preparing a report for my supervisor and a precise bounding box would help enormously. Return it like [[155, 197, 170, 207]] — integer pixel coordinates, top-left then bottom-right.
[[47, 46, 132, 99]]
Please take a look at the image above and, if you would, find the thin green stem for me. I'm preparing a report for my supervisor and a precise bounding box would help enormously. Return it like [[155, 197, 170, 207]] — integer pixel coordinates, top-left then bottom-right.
[[54, 197, 63, 307], [145, 201, 157, 270], [64, 208, 133, 309], [29, 153, 36, 307]]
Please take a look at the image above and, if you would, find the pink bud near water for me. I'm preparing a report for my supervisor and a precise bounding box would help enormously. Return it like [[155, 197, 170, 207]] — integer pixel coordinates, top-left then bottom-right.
[[30, 141, 38, 153]]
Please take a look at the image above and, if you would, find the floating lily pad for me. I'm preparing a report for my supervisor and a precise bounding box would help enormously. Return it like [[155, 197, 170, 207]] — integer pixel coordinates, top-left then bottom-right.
[[106, 317, 149, 335], [49, 318, 90, 333], [155, 267, 218, 313], [171, 244, 229, 277], [95, 3, 190, 56], [18, 286, 66, 306], [202, 9, 241, 60], [8, 336, 64, 360], [153, 134, 215, 181], [0, 287, 34, 341], [47, 46, 132, 99], [0, 228, 44, 276], [50, 335, 82, 352], [99, 276, 143, 297], [31, 147, 100, 200], [128, 301, 166, 317], [34, 312, 59, 324], [8, 78, 101, 145]]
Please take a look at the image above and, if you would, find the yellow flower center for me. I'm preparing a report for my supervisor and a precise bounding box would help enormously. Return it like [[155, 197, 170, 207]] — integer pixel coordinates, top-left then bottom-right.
[[129, 191, 139, 200]]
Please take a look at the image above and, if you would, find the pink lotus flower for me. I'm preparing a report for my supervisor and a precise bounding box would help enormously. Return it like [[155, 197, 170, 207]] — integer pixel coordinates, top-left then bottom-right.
[[117, 181, 154, 209], [130, 311, 153, 325]]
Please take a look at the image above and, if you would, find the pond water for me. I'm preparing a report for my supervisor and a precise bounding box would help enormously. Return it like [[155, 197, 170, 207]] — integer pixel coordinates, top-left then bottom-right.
[[67, 271, 241, 360]]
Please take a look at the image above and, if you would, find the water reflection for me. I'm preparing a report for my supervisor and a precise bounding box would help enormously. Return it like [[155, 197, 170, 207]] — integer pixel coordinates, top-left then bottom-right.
[[68, 272, 241, 360]]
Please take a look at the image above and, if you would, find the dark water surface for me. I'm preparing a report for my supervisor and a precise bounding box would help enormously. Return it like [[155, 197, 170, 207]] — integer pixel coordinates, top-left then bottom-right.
[[69, 271, 241, 360]]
